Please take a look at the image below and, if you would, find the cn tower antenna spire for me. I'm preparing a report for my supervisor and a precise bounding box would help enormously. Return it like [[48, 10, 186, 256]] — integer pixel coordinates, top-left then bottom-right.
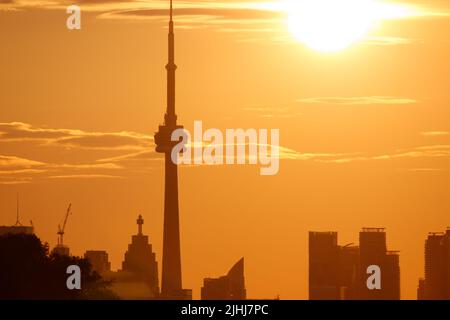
[[165, 0, 177, 126]]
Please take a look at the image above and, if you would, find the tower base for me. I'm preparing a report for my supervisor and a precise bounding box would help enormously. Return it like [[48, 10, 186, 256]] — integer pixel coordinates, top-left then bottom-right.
[[160, 289, 192, 300]]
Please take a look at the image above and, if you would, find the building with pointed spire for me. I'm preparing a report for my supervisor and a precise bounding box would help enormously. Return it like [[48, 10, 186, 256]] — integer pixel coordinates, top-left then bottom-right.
[[120, 214, 159, 297], [154, 0, 191, 300]]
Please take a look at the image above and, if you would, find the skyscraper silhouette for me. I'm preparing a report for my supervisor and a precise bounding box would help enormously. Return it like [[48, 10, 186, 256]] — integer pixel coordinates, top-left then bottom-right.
[[201, 258, 247, 300], [420, 229, 450, 299], [309, 228, 400, 300], [154, 0, 191, 300], [358, 228, 400, 300], [309, 232, 340, 299], [308, 232, 359, 300], [338, 243, 360, 299]]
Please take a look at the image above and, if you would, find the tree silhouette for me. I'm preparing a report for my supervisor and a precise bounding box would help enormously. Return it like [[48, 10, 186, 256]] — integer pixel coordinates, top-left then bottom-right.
[[0, 233, 118, 300]]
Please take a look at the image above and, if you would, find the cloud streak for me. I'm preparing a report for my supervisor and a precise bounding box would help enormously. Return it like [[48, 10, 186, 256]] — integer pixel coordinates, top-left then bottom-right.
[[0, 155, 44, 170], [362, 36, 422, 46], [242, 106, 302, 118], [1, 121, 448, 184], [297, 96, 419, 105], [422, 131, 450, 137], [0, 122, 153, 150], [317, 145, 450, 163], [49, 174, 122, 179], [0, 122, 144, 183]]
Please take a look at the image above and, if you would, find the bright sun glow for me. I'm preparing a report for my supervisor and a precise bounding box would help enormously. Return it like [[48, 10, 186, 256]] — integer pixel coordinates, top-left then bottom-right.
[[251, 1, 419, 52], [285, 0, 377, 52]]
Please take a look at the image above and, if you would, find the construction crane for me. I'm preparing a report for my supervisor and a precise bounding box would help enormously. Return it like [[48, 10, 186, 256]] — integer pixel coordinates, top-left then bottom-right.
[[14, 193, 22, 226], [57, 203, 72, 247]]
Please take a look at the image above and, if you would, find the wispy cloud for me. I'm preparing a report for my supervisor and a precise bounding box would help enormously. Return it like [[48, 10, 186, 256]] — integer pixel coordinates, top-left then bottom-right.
[[406, 168, 444, 172], [0, 122, 151, 183], [52, 163, 122, 170], [317, 145, 450, 163], [97, 150, 162, 163], [297, 96, 419, 105], [0, 155, 45, 184], [49, 174, 121, 179], [362, 36, 422, 46], [0, 153, 123, 182], [1, 121, 448, 184], [110, 7, 281, 20], [0, 155, 44, 170], [0, 177, 33, 185], [0, 122, 153, 151], [242, 106, 302, 118], [270, 146, 353, 161], [422, 131, 450, 137], [0, 169, 47, 175]]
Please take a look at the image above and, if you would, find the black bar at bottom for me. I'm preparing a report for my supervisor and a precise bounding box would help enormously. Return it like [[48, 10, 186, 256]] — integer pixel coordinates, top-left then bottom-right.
[[0, 300, 448, 319]]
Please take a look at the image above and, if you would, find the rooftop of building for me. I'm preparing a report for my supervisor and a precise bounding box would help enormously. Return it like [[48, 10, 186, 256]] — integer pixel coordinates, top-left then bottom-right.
[[361, 227, 386, 232], [309, 231, 338, 235]]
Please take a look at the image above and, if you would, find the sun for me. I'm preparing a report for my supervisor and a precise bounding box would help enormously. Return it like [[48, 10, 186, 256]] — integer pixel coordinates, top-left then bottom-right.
[[285, 0, 378, 52]]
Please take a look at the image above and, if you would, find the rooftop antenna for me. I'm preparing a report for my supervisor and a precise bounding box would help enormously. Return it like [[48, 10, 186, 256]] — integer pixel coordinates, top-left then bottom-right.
[[15, 193, 22, 226]]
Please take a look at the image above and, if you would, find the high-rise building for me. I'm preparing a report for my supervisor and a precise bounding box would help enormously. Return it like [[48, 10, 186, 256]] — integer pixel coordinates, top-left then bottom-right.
[[424, 232, 444, 299], [84, 250, 111, 275], [154, 0, 191, 300], [358, 228, 387, 300], [309, 232, 340, 300], [417, 278, 425, 300], [338, 244, 359, 300], [443, 230, 450, 298], [358, 228, 400, 300], [383, 251, 400, 300], [421, 229, 450, 300], [121, 214, 159, 297], [201, 258, 246, 300], [309, 228, 400, 300]]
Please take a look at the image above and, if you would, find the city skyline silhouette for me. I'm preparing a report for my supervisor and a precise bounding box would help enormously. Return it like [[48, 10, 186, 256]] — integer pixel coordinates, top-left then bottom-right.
[[2, 216, 449, 300]]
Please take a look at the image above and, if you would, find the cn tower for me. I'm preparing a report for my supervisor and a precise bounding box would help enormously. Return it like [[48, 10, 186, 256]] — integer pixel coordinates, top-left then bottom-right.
[[154, 0, 191, 300]]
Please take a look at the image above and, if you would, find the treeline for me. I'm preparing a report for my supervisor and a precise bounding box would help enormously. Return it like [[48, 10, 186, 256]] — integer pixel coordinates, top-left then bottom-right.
[[0, 233, 118, 300]]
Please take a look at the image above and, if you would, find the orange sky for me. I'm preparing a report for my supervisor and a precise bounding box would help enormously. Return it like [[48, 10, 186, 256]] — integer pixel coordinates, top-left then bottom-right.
[[1, 0, 450, 299]]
